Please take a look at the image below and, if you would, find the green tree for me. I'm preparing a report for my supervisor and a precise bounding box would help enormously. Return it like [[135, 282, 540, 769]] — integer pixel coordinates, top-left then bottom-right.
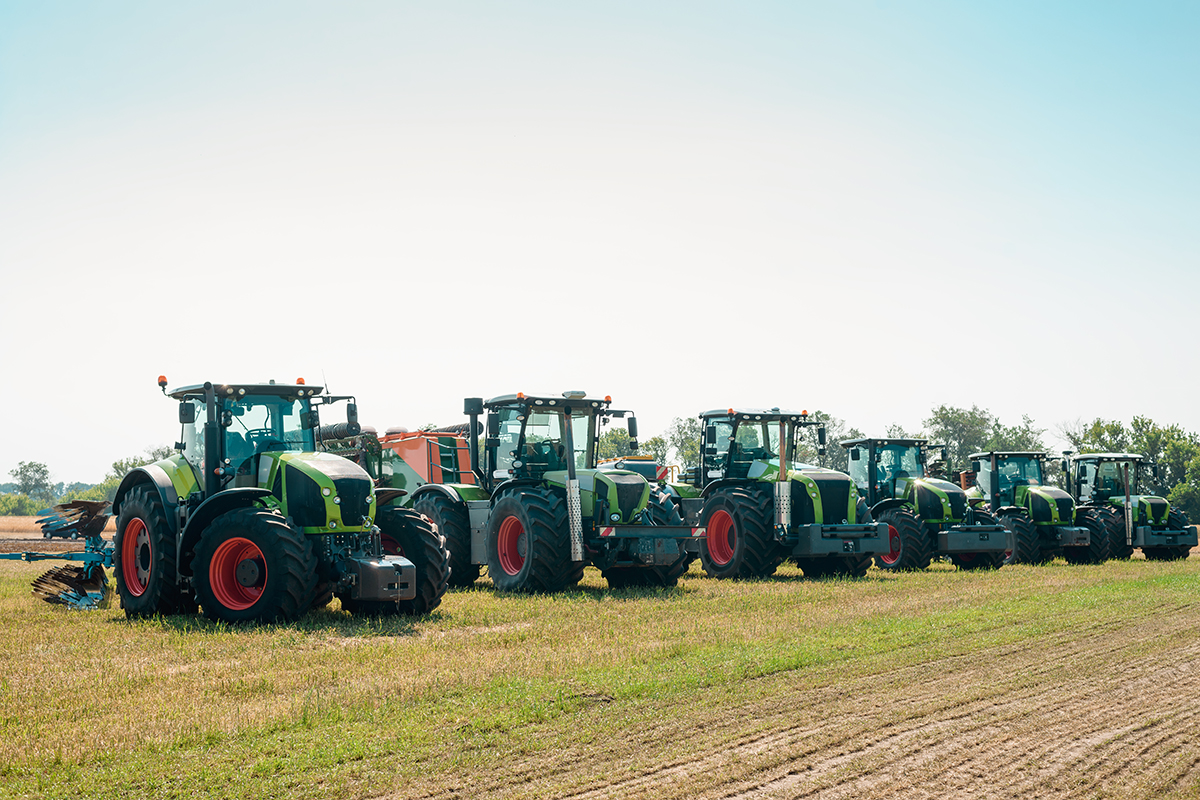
[[596, 428, 634, 461], [0, 493, 43, 515], [791, 411, 863, 472], [989, 415, 1046, 452], [922, 405, 995, 472], [641, 435, 669, 466], [665, 417, 702, 470], [9, 462, 54, 504]]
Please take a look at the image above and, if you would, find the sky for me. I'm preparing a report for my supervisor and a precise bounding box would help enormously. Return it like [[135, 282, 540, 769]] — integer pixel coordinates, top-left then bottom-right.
[[1, 1, 1197, 484]]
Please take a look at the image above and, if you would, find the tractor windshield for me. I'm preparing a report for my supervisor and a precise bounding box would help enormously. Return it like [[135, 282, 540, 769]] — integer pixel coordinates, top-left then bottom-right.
[[876, 445, 922, 496], [1079, 459, 1138, 500], [728, 420, 783, 478], [522, 410, 591, 473], [224, 395, 314, 458], [997, 456, 1043, 493]]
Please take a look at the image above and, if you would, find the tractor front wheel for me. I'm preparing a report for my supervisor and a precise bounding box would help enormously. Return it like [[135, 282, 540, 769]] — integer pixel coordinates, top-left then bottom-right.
[[698, 486, 780, 580], [114, 485, 187, 617], [602, 490, 691, 589], [1099, 506, 1134, 560], [414, 493, 480, 588], [1000, 512, 1039, 565], [873, 507, 930, 572], [381, 507, 450, 615], [485, 490, 576, 593], [1064, 509, 1111, 564], [1144, 510, 1193, 561], [192, 508, 317, 623]]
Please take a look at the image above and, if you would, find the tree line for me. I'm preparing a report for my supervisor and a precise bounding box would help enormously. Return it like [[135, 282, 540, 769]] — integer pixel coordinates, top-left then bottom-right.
[[0, 447, 173, 516]]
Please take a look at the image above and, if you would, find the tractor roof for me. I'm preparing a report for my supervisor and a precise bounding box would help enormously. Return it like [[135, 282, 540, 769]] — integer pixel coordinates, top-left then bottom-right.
[[1070, 452, 1146, 462], [840, 437, 928, 448], [169, 383, 325, 400], [484, 393, 613, 412], [699, 408, 812, 422], [968, 451, 1048, 460]]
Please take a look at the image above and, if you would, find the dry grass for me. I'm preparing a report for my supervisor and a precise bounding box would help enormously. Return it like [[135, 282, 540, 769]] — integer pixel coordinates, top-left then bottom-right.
[[1, 559, 1199, 799]]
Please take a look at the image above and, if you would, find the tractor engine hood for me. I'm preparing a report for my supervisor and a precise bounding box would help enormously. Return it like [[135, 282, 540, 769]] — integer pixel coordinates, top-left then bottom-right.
[[1016, 484, 1074, 525], [1107, 495, 1171, 526], [544, 469, 651, 524], [896, 476, 968, 523], [261, 452, 376, 533]]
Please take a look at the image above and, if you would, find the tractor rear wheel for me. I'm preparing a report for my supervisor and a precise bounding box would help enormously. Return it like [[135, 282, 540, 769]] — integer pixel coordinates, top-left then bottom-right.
[[873, 507, 931, 572], [414, 493, 480, 587], [485, 489, 576, 592], [1144, 510, 1193, 561], [380, 507, 450, 615], [114, 485, 187, 617], [192, 508, 317, 623], [1099, 505, 1135, 560], [949, 509, 1005, 570], [698, 486, 781, 580], [1064, 509, 1111, 564], [1000, 512, 1039, 565], [601, 489, 690, 589]]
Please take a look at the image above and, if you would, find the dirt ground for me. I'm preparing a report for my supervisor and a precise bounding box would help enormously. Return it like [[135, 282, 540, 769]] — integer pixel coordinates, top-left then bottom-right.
[[400, 598, 1200, 800]]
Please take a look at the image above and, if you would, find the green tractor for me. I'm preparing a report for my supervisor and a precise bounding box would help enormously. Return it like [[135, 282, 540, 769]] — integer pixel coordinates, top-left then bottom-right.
[[1064, 452, 1195, 560], [963, 451, 1106, 565], [840, 438, 1007, 570], [662, 409, 887, 579], [410, 392, 703, 591], [111, 378, 450, 622]]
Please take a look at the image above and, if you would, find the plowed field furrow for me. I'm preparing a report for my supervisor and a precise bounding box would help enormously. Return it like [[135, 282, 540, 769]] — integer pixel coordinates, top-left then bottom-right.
[[394, 604, 1200, 800]]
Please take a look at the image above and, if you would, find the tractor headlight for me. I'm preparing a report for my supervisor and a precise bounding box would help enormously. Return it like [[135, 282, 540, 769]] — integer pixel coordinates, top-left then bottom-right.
[[610, 513, 620, 522]]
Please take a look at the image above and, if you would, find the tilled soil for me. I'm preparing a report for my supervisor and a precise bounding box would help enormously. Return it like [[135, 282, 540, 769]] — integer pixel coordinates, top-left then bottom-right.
[[400, 600, 1200, 800]]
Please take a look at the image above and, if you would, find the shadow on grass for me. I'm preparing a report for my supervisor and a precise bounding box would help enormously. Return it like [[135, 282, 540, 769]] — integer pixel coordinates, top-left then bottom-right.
[[106, 604, 446, 637], [446, 577, 689, 603]]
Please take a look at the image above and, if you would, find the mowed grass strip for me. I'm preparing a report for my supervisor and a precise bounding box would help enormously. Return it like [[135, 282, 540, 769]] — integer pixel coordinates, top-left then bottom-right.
[[1, 559, 1197, 799]]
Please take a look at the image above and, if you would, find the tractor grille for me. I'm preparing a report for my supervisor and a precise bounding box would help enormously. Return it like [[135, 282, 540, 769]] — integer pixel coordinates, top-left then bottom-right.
[[946, 490, 967, 521], [1147, 497, 1169, 525], [790, 481, 816, 525], [334, 477, 371, 527], [285, 465, 326, 528], [608, 474, 647, 518], [808, 473, 852, 525], [916, 486, 945, 522], [1055, 496, 1074, 523]]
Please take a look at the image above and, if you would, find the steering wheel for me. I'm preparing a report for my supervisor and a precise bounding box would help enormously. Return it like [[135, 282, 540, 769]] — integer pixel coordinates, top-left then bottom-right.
[[245, 428, 286, 452]]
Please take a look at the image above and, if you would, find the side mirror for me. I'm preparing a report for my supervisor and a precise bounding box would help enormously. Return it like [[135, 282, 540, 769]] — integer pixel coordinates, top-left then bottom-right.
[[628, 416, 639, 439], [347, 403, 359, 427], [971, 460, 981, 473], [1060, 459, 1068, 471], [178, 402, 196, 424], [705, 426, 717, 445], [817, 426, 827, 446], [464, 397, 484, 416], [818, 446, 826, 457], [850, 448, 860, 461], [486, 415, 500, 438], [941, 447, 948, 462], [630, 438, 639, 453]]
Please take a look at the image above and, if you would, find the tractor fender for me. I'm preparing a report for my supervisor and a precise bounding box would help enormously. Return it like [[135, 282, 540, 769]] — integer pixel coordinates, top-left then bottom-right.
[[993, 505, 1026, 517], [178, 488, 274, 577], [870, 498, 912, 518], [112, 465, 181, 533], [700, 478, 754, 500], [410, 483, 466, 507]]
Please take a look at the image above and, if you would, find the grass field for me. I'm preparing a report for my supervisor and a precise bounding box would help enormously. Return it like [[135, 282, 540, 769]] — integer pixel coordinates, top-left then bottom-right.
[[2, 553, 1200, 799]]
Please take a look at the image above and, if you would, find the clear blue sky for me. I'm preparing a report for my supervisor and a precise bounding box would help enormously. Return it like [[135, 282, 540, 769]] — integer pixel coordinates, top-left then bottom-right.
[[1, 1, 1197, 482]]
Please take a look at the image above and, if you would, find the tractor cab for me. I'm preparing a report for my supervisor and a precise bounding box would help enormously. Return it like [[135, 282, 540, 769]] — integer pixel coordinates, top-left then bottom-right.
[[968, 451, 1047, 508], [691, 408, 825, 487], [841, 438, 948, 506], [1067, 453, 1152, 503]]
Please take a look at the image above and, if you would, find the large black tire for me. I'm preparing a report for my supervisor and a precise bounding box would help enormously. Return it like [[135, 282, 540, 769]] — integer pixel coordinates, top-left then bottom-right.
[[1145, 509, 1193, 561], [414, 493, 480, 588], [379, 507, 450, 615], [949, 509, 1005, 570], [114, 485, 188, 617], [1000, 511, 1039, 565], [485, 489, 577, 592], [192, 508, 317, 623], [873, 507, 931, 572], [1064, 508, 1112, 564], [602, 490, 690, 589], [1098, 505, 1135, 560], [698, 485, 782, 579]]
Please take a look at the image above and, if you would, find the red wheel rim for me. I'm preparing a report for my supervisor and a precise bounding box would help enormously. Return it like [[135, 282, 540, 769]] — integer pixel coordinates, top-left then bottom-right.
[[209, 537, 266, 611], [496, 516, 526, 576], [380, 533, 402, 556], [707, 509, 736, 566], [880, 524, 902, 565], [121, 517, 151, 597]]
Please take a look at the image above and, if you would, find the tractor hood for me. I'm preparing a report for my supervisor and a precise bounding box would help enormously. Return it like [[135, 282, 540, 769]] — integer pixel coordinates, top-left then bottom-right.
[[544, 468, 650, 524], [260, 451, 376, 533], [740, 459, 860, 525], [1105, 494, 1171, 526], [1016, 484, 1074, 525], [896, 476, 969, 524]]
